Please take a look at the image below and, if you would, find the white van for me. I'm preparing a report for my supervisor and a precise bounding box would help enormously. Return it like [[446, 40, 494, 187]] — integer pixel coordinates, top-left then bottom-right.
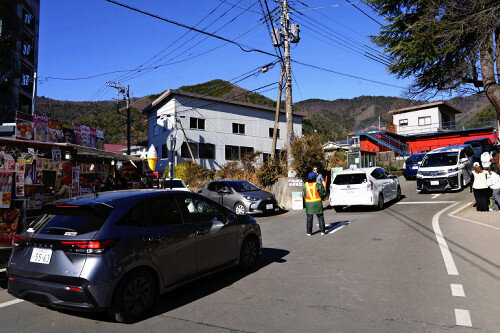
[[416, 144, 475, 191]]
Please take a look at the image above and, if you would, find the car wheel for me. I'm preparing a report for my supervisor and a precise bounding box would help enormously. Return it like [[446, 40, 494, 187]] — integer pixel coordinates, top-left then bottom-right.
[[234, 202, 246, 215], [377, 194, 384, 210], [239, 236, 259, 270], [396, 186, 402, 201], [333, 206, 343, 212], [108, 269, 157, 323]]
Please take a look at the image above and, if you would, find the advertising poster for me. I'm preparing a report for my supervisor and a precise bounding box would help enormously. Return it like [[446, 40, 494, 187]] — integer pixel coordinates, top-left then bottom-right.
[[0, 208, 20, 245], [73, 123, 82, 145], [0, 173, 13, 208], [52, 148, 61, 164], [62, 123, 76, 144], [80, 125, 91, 147], [15, 171, 24, 197], [15, 112, 33, 140], [90, 128, 98, 149], [96, 129, 104, 149], [48, 119, 63, 143], [33, 113, 49, 142]]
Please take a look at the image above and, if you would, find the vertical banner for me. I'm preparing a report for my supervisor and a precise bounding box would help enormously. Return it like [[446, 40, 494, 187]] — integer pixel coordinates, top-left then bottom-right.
[[33, 113, 49, 142], [0, 173, 13, 208], [73, 123, 82, 146], [96, 129, 104, 150], [15, 171, 24, 197], [90, 128, 98, 149], [48, 118, 63, 143], [71, 166, 80, 196], [80, 125, 91, 147], [62, 123, 76, 144]]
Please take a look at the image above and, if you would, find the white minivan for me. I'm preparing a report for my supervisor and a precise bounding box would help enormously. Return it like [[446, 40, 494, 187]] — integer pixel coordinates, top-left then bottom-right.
[[416, 144, 475, 192]]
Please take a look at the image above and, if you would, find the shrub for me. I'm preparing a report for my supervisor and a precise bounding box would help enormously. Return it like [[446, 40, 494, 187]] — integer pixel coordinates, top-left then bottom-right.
[[290, 134, 327, 179], [256, 159, 285, 187], [172, 161, 214, 189]]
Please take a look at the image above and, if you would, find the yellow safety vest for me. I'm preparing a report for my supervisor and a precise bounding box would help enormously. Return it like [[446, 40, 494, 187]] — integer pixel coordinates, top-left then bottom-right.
[[305, 182, 321, 202]]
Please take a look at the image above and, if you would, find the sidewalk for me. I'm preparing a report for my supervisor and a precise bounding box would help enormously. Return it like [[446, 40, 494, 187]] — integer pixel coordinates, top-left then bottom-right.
[[452, 202, 500, 229]]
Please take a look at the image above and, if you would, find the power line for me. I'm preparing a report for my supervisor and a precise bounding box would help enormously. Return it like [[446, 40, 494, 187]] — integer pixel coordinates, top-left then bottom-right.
[[293, 60, 406, 89], [105, 0, 277, 58]]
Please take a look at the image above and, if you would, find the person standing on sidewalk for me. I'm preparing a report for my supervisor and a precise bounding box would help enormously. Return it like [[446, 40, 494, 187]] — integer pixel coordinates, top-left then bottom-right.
[[303, 172, 326, 235], [470, 162, 490, 212], [488, 163, 500, 211], [313, 167, 325, 187]]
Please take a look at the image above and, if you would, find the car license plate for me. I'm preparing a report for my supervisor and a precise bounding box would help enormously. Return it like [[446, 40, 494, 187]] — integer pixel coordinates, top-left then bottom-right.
[[266, 204, 273, 210], [30, 247, 52, 264], [412, 166, 419, 169], [430, 180, 439, 186]]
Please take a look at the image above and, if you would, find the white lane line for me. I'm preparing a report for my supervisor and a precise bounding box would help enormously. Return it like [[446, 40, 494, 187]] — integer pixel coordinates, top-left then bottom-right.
[[451, 284, 465, 297], [433, 202, 460, 275], [431, 194, 441, 199], [0, 268, 5, 273], [455, 309, 472, 327], [0, 299, 23, 309], [396, 201, 455, 204], [448, 202, 500, 231]]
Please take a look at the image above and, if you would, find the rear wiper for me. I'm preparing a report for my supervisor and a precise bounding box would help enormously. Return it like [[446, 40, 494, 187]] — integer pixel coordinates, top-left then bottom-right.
[[45, 227, 77, 234]]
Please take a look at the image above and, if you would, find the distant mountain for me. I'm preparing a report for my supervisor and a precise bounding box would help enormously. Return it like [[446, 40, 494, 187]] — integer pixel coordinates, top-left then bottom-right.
[[36, 79, 493, 145]]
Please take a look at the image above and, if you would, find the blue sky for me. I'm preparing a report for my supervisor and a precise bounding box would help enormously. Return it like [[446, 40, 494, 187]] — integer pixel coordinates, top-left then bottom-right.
[[37, 0, 415, 103]]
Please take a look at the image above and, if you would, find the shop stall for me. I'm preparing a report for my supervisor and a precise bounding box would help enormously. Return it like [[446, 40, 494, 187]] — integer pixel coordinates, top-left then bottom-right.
[[0, 137, 144, 246]]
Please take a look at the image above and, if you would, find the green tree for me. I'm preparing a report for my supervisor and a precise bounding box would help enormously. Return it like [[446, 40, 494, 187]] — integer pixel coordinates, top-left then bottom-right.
[[368, 0, 500, 126], [290, 134, 327, 179]]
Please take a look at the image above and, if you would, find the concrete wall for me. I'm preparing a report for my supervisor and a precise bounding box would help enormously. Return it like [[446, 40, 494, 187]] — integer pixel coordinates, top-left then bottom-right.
[[267, 177, 304, 211]]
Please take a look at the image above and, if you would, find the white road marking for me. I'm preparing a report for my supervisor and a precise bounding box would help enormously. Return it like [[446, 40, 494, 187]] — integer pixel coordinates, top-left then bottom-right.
[[0, 299, 23, 309], [396, 201, 455, 204], [455, 309, 472, 327], [431, 194, 441, 199], [451, 284, 465, 297], [0, 268, 5, 273], [432, 202, 460, 275]]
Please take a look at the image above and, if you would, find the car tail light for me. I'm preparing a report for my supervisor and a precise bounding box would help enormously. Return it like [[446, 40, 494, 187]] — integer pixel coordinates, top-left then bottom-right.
[[366, 180, 373, 191], [60, 239, 118, 254], [13, 235, 30, 247], [403, 162, 406, 169]]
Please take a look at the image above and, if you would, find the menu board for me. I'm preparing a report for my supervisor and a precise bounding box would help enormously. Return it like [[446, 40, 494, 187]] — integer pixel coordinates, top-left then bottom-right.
[[33, 113, 49, 142], [0, 173, 13, 208], [15, 113, 33, 140], [62, 123, 76, 144], [0, 208, 20, 245], [49, 119, 63, 143]]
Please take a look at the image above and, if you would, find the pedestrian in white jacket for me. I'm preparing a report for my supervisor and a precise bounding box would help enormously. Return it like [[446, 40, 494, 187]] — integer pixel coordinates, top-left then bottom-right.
[[488, 163, 500, 211], [470, 162, 490, 212]]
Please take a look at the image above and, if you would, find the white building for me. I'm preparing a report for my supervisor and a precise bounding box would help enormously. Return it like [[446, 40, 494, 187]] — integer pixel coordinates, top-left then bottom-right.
[[142, 89, 304, 171], [389, 101, 462, 135]]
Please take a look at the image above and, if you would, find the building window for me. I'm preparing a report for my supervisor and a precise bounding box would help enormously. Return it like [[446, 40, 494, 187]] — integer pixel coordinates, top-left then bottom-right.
[[161, 144, 167, 159], [232, 123, 245, 134], [181, 142, 198, 158], [225, 145, 239, 160], [199, 143, 215, 159], [269, 128, 280, 138], [240, 146, 254, 158], [263, 153, 271, 163], [418, 116, 431, 126], [190, 117, 205, 130], [399, 119, 408, 126]]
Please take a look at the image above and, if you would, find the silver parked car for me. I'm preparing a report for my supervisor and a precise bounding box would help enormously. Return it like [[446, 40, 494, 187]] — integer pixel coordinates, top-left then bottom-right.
[[7, 190, 262, 323], [200, 180, 279, 215], [329, 167, 401, 212]]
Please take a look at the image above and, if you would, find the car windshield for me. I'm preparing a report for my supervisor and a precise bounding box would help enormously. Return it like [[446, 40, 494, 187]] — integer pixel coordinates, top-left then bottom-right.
[[421, 152, 458, 167], [407, 155, 424, 163], [230, 181, 260, 192], [333, 173, 367, 185], [164, 180, 186, 188]]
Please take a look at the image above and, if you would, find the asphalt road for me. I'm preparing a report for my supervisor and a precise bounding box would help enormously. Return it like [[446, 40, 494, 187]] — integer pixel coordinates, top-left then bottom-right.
[[0, 178, 498, 332]]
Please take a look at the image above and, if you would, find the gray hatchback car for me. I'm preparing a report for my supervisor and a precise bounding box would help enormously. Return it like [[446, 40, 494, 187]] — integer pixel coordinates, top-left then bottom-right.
[[7, 190, 262, 323], [200, 180, 279, 215]]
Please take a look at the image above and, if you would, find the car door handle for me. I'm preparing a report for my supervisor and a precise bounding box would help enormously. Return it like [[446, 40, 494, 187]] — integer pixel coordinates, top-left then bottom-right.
[[197, 229, 210, 235]]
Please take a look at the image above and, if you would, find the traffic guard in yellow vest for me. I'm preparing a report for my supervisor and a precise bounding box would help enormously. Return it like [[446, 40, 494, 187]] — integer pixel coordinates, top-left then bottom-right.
[[303, 172, 326, 235]]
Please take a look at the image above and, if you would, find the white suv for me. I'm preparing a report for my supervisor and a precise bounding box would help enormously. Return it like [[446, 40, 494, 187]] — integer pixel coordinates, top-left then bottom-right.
[[416, 144, 474, 192], [329, 167, 401, 212]]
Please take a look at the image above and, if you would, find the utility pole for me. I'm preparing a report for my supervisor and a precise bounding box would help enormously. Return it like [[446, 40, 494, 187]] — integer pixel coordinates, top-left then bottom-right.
[[106, 80, 131, 155], [271, 64, 284, 158]]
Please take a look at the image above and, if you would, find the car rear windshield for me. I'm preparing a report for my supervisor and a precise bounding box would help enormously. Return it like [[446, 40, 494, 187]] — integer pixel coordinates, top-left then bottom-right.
[[407, 155, 424, 162], [421, 152, 458, 167], [230, 181, 259, 192], [164, 180, 185, 188], [28, 205, 111, 235], [333, 173, 367, 185]]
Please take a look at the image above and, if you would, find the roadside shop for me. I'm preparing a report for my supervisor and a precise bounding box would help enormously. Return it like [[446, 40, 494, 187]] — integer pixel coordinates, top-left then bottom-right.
[[0, 137, 143, 246]]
